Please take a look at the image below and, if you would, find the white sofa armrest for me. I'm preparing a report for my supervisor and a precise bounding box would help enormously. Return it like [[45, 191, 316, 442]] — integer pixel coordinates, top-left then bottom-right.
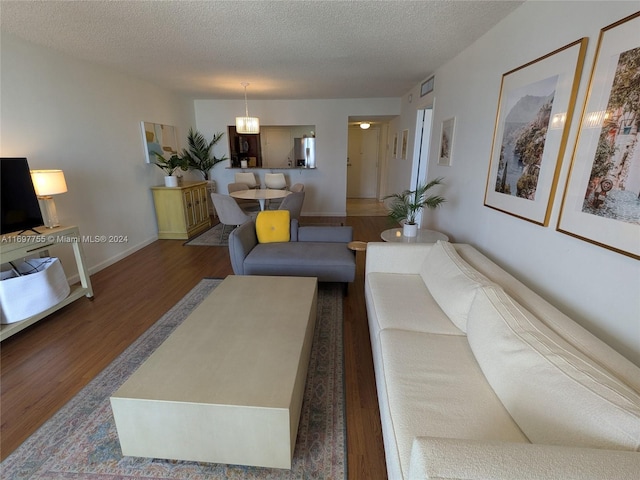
[[365, 243, 433, 274], [408, 437, 640, 480]]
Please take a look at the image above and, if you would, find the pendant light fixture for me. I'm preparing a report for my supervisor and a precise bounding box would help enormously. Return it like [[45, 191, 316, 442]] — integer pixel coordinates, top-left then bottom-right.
[[235, 82, 260, 134]]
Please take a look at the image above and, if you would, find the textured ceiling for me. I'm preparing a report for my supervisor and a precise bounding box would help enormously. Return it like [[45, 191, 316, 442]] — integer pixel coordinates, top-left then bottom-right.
[[0, 0, 523, 99]]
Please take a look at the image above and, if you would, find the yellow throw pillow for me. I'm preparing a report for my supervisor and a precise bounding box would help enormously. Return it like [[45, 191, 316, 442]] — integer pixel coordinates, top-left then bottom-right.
[[255, 210, 290, 243]]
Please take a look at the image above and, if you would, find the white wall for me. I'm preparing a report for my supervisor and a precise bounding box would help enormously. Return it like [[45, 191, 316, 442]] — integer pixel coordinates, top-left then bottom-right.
[[385, 91, 429, 197], [1, 34, 196, 279], [195, 98, 400, 215], [407, 1, 640, 364]]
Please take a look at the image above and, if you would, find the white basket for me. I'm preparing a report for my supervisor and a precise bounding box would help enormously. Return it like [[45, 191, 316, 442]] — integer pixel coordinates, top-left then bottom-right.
[[0, 257, 70, 324]]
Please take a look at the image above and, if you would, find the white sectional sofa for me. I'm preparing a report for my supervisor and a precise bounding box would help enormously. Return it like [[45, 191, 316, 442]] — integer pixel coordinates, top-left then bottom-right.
[[364, 241, 640, 480]]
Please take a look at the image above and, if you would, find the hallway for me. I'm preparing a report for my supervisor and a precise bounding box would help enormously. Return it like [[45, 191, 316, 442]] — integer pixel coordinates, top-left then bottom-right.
[[346, 198, 388, 216]]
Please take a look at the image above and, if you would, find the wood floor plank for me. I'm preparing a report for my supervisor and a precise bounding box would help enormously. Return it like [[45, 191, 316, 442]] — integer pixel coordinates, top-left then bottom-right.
[[0, 216, 389, 479]]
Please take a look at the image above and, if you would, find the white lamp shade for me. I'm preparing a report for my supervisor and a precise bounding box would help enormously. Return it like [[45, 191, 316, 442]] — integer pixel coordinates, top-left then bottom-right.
[[236, 116, 260, 134], [30, 170, 68, 196]]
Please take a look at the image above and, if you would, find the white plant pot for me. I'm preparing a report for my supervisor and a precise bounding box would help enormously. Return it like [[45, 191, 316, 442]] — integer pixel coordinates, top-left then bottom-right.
[[164, 175, 178, 187], [403, 223, 418, 237]]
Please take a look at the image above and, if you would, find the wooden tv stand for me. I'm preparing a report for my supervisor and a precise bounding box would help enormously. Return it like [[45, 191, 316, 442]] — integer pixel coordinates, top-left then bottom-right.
[[0, 225, 94, 340]]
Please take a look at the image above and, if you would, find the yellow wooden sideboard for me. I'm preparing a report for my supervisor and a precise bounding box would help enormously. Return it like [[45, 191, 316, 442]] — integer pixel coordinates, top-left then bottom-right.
[[151, 181, 211, 240]]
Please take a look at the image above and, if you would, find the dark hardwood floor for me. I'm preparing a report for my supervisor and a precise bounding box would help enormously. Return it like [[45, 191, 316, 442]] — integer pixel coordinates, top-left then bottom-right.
[[0, 215, 390, 479]]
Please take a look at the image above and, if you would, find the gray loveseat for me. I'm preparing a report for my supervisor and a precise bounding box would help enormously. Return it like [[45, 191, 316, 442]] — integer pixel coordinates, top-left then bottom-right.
[[228, 219, 356, 284]]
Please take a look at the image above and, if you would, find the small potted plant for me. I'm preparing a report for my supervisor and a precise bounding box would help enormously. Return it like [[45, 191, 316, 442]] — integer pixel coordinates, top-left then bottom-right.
[[153, 153, 188, 187], [384, 177, 446, 237]]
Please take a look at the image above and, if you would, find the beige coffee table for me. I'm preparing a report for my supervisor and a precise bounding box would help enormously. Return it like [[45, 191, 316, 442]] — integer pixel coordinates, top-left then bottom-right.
[[110, 275, 318, 469]]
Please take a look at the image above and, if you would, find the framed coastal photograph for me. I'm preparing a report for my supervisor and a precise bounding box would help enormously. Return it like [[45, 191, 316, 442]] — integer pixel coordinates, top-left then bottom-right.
[[438, 117, 456, 166], [141, 121, 179, 164], [557, 12, 640, 259], [484, 38, 588, 226], [401, 129, 409, 160]]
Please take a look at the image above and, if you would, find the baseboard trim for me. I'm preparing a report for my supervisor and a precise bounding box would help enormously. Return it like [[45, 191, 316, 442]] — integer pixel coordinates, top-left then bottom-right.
[[65, 235, 158, 285], [301, 211, 346, 217]]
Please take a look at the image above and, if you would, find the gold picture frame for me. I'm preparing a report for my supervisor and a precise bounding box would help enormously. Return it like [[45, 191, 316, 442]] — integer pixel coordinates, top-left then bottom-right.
[[401, 129, 408, 160], [484, 38, 588, 225], [557, 12, 640, 259], [438, 117, 455, 166], [392, 132, 398, 158]]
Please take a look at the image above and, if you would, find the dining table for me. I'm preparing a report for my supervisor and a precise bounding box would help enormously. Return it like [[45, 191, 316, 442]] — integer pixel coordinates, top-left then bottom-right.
[[229, 188, 291, 211]]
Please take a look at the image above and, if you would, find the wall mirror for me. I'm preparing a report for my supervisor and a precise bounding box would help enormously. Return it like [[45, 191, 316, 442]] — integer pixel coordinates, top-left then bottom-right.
[[228, 125, 316, 169]]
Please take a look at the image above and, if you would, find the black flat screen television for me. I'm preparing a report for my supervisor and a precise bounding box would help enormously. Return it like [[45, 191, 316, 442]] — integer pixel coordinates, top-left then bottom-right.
[[1, 157, 44, 235]]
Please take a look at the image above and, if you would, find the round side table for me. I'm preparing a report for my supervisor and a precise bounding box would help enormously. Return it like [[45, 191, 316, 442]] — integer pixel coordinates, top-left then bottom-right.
[[347, 240, 368, 252], [380, 228, 448, 243]]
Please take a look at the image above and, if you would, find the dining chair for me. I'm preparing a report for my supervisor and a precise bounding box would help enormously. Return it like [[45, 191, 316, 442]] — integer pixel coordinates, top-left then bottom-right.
[[290, 183, 305, 192], [264, 173, 287, 190], [227, 182, 260, 213], [234, 172, 259, 189], [278, 191, 305, 220], [210, 193, 252, 244], [264, 173, 287, 209]]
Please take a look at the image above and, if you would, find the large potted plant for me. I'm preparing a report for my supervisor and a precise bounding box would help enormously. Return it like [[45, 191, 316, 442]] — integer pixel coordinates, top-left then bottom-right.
[[384, 177, 446, 237], [153, 153, 188, 187], [179, 127, 228, 214], [180, 127, 228, 181]]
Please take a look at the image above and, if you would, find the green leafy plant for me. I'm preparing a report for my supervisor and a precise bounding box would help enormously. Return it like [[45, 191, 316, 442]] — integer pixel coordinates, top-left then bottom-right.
[[180, 127, 228, 180], [384, 177, 446, 225], [153, 153, 188, 176]]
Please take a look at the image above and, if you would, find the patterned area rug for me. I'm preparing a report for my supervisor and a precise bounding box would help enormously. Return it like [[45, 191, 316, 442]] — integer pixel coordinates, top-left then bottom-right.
[[2, 279, 346, 480], [184, 223, 231, 246]]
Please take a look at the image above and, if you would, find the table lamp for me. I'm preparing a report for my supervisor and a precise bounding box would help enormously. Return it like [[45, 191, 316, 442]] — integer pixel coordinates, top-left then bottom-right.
[[30, 169, 68, 228]]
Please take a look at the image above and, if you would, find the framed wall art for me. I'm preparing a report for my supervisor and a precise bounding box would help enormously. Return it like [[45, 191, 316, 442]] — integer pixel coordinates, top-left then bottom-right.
[[392, 132, 398, 158], [557, 12, 640, 259], [401, 129, 409, 160], [141, 121, 179, 164], [438, 117, 456, 166], [484, 38, 588, 225]]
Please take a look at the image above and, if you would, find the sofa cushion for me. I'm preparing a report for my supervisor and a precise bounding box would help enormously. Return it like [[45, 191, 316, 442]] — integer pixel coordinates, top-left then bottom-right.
[[255, 210, 290, 243], [467, 285, 640, 451], [366, 272, 464, 336], [454, 244, 640, 393], [378, 328, 528, 479], [420, 241, 492, 332], [408, 437, 640, 480], [297, 225, 353, 243], [243, 242, 355, 282]]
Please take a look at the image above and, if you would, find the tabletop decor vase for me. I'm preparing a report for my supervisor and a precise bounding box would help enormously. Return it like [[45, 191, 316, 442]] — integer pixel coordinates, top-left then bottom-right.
[[164, 175, 178, 187], [403, 223, 418, 237]]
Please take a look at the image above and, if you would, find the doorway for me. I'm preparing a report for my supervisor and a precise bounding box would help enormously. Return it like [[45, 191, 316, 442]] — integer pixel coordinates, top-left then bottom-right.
[[411, 108, 433, 192], [410, 108, 433, 226], [347, 126, 380, 198]]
